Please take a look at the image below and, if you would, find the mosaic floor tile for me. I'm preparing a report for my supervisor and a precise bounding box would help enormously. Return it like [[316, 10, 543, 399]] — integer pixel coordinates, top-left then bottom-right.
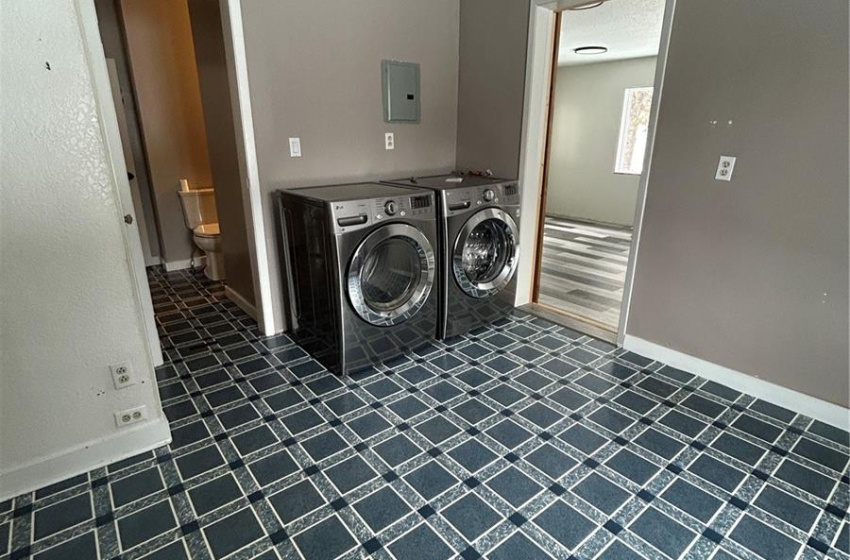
[[729, 514, 801, 560], [660, 479, 723, 523], [352, 487, 411, 532], [441, 494, 501, 541], [387, 523, 452, 560], [533, 500, 595, 550], [203, 508, 265, 559], [4, 268, 847, 560], [630, 507, 697, 558]]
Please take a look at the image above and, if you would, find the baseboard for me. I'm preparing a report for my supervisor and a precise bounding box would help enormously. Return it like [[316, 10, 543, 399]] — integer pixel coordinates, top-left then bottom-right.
[[226, 286, 258, 320], [623, 335, 849, 430], [0, 417, 171, 501], [144, 256, 162, 267], [163, 256, 206, 272], [520, 303, 617, 344]]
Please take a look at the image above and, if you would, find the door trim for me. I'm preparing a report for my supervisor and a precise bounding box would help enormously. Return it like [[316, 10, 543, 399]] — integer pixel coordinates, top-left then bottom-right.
[[105, 58, 157, 267], [517, 0, 678, 346], [514, 4, 558, 308], [615, 0, 677, 345], [75, 0, 163, 367], [530, 11, 561, 304], [219, 0, 277, 336]]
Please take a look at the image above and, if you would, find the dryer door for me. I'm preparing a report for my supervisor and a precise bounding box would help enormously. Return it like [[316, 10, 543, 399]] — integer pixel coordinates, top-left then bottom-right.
[[348, 223, 436, 326], [453, 208, 519, 298]]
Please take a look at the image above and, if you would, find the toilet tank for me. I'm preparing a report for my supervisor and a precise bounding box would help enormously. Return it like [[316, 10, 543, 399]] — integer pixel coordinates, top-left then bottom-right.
[[178, 188, 218, 230]]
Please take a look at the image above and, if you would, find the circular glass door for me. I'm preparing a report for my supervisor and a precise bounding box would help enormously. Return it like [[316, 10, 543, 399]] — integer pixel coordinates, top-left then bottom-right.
[[453, 208, 519, 298], [348, 223, 435, 326]]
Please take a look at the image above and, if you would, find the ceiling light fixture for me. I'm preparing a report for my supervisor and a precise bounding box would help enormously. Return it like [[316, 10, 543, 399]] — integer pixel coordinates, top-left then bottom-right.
[[574, 46, 608, 55], [567, 0, 606, 10]]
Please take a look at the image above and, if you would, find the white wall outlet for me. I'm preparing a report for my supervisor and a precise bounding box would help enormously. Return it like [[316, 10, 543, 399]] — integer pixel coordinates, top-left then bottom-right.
[[110, 362, 135, 389], [715, 155, 737, 181], [288, 137, 302, 158], [385, 132, 395, 151], [114, 405, 148, 427]]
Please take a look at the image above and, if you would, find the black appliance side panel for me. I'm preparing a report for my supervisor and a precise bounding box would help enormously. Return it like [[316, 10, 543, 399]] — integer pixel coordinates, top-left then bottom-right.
[[276, 192, 341, 370]]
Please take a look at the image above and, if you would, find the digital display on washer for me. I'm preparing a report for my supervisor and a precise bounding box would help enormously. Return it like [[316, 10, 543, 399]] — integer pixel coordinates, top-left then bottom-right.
[[410, 195, 431, 209], [504, 184, 518, 196]]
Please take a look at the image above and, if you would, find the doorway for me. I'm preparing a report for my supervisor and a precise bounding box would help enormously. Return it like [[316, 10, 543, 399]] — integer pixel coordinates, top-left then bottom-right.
[[529, 0, 667, 342], [91, 0, 260, 359]]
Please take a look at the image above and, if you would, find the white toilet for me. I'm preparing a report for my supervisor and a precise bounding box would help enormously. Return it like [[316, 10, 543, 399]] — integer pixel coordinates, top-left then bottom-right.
[[177, 188, 226, 281]]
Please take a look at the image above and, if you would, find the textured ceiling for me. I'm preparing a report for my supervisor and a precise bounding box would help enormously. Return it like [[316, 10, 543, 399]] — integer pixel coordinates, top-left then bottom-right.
[[558, 0, 666, 66]]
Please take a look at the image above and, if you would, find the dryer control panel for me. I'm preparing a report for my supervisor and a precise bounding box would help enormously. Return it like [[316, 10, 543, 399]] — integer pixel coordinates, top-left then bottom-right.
[[331, 192, 435, 234], [442, 181, 521, 218]]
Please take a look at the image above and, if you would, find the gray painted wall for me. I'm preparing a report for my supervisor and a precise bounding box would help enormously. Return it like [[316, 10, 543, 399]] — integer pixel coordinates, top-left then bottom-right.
[[628, 0, 849, 406], [455, 0, 531, 179], [240, 0, 461, 332], [546, 57, 656, 225], [188, 0, 255, 306]]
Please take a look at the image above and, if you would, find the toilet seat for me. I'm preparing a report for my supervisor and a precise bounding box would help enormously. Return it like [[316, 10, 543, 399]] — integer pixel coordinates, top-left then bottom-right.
[[193, 223, 220, 238]]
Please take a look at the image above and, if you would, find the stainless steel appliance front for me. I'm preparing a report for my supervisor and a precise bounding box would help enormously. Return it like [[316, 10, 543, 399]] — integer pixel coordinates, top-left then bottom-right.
[[382, 175, 521, 339], [276, 183, 439, 374]]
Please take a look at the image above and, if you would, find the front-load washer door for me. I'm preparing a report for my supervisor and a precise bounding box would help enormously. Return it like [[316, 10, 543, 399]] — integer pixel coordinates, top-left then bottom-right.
[[453, 208, 519, 299], [348, 223, 436, 327]]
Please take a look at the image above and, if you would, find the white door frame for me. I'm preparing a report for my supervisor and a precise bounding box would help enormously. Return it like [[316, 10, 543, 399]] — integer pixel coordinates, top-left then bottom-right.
[[105, 58, 158, 268], [219, 0, 277, 336], [616, 0, 677, 344], [516, 0, 677, 347], [78, 0, 278, 340], [75, 0, 163, 366]]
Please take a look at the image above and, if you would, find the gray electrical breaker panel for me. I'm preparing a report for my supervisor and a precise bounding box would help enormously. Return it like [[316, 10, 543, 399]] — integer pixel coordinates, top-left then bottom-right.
[[382, 60, 420, 123]]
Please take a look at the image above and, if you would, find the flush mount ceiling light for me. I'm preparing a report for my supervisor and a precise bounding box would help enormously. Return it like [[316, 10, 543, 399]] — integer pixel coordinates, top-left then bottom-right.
[[567, 0, 607, 10], [574, 46, 608, 55]]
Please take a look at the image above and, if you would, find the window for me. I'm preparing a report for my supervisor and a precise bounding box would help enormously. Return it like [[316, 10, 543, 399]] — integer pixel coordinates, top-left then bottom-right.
[[615, 87, 653, 175]]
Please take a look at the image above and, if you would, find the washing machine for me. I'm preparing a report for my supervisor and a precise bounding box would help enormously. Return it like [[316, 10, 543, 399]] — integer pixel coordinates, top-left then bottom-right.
[[275, 183, 439, 374], [382, 175, 521, 339]]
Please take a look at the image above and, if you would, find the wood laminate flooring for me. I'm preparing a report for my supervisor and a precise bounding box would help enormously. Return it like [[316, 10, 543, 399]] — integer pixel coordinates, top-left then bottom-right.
[[536, 216, 633, 331]]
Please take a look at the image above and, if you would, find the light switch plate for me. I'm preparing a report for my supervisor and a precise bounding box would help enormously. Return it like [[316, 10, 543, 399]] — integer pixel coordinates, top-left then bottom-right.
[[289, 137, 302, 158], [715, 155, 736, 181]]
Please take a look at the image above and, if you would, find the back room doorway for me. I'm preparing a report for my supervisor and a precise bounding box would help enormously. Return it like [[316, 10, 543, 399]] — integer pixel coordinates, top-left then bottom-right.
[[532, 0, 666, 341]]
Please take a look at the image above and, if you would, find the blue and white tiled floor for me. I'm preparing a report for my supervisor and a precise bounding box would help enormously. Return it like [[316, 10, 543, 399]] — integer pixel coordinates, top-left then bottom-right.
[[3, 268, 849, 560]]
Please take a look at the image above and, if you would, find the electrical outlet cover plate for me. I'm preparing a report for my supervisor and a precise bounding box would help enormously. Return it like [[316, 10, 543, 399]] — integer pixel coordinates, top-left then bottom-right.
[[110, 362, 135, 389], [115, 405, 148, 427], [715, 155, 737, 181], [109, 362, 136, 389]]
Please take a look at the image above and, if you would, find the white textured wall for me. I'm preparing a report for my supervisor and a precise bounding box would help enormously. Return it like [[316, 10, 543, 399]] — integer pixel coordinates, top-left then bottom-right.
[[546, 57, 656, 225], [0, 0, 167, 497]]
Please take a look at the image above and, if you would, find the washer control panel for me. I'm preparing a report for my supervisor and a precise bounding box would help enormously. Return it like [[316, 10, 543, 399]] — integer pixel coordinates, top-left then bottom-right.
[[443, 182, 521, 217]]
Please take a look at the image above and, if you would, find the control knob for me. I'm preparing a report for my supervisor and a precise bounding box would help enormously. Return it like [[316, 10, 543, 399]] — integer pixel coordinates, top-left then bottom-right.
[[483, 189, 495, 202], [384, 200, 398, 216]]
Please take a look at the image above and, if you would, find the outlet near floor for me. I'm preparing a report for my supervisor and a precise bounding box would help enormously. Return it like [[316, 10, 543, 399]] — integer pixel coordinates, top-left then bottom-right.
[[114, 405, 148, 427]]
